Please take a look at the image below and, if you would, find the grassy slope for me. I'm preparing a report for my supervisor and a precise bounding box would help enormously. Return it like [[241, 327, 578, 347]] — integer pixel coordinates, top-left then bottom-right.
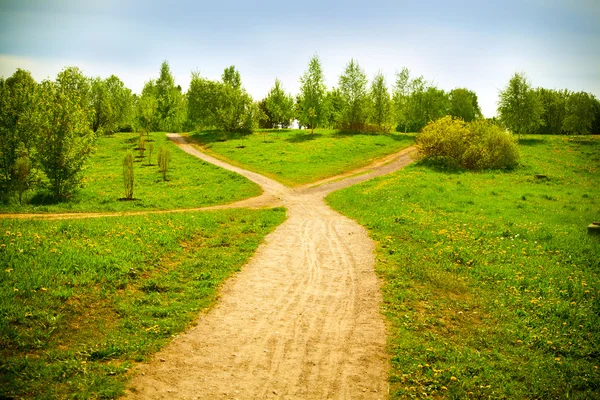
[[0, 132, 261, 213], [190, 129, 415, 186], [327, 135, 600, 399], [0, 208, 286, 398]]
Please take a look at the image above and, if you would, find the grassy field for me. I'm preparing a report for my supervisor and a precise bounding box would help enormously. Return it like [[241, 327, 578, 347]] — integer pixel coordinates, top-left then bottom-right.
[[0, 132, 261, 213], [0, 208, 286, 398], [189, 128, 415, 186], [327, 135, 600, 398]]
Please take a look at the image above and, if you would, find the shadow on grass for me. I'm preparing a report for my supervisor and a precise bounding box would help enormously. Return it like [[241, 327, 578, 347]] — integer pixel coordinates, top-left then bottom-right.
[[285, 132, 322, 143], [519, 138, 546, 146], [189, 130, 252, 145]]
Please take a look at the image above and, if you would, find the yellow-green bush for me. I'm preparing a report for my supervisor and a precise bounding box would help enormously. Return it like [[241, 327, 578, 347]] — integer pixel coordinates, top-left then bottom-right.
[[417, 116, 519, 169]]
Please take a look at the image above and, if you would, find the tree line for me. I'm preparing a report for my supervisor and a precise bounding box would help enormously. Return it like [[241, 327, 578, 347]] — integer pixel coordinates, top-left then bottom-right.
[[1, 57, 599, 202]]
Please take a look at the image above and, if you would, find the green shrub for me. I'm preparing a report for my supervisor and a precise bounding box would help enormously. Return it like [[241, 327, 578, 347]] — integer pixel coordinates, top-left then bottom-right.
[[417, 116, 519, 169], [157, 145, 171, 181]]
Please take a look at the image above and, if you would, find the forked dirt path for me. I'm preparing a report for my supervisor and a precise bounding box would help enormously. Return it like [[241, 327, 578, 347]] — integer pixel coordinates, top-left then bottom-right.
[[124, 135, 417, 399]]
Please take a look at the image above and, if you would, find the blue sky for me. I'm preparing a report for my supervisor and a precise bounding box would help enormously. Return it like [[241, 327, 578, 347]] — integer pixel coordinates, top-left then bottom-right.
[[1, 0, 599, 117]]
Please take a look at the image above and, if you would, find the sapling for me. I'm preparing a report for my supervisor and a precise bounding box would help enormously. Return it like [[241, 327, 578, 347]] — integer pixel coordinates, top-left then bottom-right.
[[123, 152, 134, 199]]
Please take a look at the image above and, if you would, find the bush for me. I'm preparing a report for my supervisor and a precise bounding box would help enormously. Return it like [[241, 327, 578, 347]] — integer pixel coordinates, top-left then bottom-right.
[[417, 116, 519, 170]]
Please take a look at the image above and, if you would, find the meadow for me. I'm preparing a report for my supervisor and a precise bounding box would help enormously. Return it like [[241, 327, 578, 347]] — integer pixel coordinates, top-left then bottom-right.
[[0, 132, 261, 213], [0, 208, 286, 398], [327, 135, 600, 398], [189, 128, 415, 186]]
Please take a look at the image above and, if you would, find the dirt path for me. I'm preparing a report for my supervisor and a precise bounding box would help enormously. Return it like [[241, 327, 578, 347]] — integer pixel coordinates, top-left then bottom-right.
[[125, 135, 416, 399]]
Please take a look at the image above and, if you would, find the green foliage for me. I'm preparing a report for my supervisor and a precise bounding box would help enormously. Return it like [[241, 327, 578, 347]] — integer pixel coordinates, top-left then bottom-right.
[[157, 145, 171, 181], [137, 81, 158, 133], [0, 69, 37, 190], [0, 132, 261, 213], [563, 91, 596, 135], [191, 128, 415, 186], [187, 68, 255, 132], [137, 135, 146, 159], [122, 152, 134, 200], [0, 209, 286, 398], [14, 155, 31, 205], [417, 116, 519, 169], [448, 88, 482, 122], [322, 88, 344, 129], [534, 88, 569, 135], [327, 135, 600, 399], [146, 141, 155, 165], [393, 68, 449, 132], [35, 67, 96, 200], [368, 72, 394, 132], [89, 75, 134, 134], [298, 55, 327, 133], [338, 59, 369, 130], [265, 79, 295, 128], [498, 72, 543, 136]]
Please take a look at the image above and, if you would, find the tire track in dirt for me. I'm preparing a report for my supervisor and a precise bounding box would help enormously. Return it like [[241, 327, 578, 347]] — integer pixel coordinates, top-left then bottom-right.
[[124, 135, 417, 399]]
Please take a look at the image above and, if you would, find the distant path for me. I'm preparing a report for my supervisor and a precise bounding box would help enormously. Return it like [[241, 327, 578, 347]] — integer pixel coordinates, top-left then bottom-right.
[[124, 135, 417, 399]]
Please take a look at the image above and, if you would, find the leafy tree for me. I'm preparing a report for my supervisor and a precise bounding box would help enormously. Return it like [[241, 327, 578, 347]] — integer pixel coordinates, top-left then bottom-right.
[[368, 72, 393, 131], [187, 67, 254, 132], [265, 79, 295, 128], [322, 88, 344, 129], [187, 73, 221, 129], [157, 145, 171, 181], [498, 72, 543, 138], [0, 69, 37, 190], [591, 97, 600, 134], [90, 75, 134, 134], [338, 59, 369, 131], [298, 55, 326, 134], [137, 80, 158, 134], [14, 155, 31, 204], [421, 86, 449, 127], [448, 88, 482, 122], [563, 91, 596, 135], [35, 67, 95, 200], [122, 152, 134, 200], [393, 67, 411, 132], [257, 98, 274, 129], [154, 61, 186, 132], [222, 65, 241, 90], [535, 88, 569, 134]]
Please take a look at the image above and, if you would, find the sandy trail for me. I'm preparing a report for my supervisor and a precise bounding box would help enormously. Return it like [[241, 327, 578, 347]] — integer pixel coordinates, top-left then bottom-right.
[[124, 135, 416, 399]]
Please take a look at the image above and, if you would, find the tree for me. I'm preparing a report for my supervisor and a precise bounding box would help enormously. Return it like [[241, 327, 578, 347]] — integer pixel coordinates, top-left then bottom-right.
[[298, 55, 326, 134], [222, 65, 241, 90], [535, 88, 569, 134], [187, 68, 255, 132], [448, 88, 482, 122], [90, 75, 134, 134], [154, 61, 186, 132], [157, 145, 171, 181], [265, 79, 295, 128], [322, 88, 344, 129], [0, 69, 37, 190], [368, 72, 393, 131], [35, 67, 95, 200], [498, 72, 543, 138], [421, 86, 449, 127], [563, 91, 596, 135], [338, 59, 369, 131], [393, 67, 411, 132], [137, 80, 158, 134], [123, 152, 134, 200], [187, 72, 221, 129]]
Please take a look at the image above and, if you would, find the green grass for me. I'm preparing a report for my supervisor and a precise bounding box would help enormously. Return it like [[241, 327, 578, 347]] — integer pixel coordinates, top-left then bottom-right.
[[0, 132, 261, 213], [327, 135, 600, 399], [189, 128, 415, 186], [0, 208, 286, 398]]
